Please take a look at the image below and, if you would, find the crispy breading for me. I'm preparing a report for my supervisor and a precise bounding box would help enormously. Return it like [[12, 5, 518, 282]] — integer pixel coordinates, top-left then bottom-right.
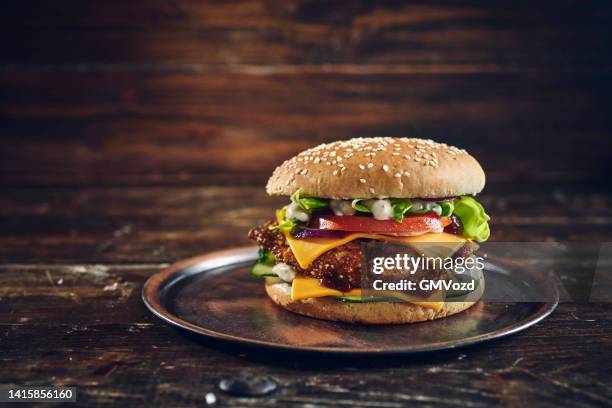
[[248, 221, 360, 291]]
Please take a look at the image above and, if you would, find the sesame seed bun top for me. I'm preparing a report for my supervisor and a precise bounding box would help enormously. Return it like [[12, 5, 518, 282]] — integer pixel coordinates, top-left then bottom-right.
[[266, 137, 485, 199]]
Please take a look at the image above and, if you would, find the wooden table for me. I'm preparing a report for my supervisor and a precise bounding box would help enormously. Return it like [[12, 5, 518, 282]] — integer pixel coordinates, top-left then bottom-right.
[[1, 2, 611, 406]]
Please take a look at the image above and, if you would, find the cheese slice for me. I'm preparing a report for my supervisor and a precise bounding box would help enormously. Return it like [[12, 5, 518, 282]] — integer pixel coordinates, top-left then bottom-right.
[[291, 276, 361, 300], [291, 276, 444, 311], [284, 231, 467, 269]]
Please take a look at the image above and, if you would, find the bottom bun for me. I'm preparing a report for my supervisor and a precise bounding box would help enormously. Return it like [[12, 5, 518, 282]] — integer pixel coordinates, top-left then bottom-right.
[[264, 280, 483, 324]]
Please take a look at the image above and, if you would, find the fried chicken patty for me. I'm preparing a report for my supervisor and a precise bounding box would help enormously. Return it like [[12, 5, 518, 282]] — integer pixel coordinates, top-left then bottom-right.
[[248, 221, 474, 293], [248, 221, 361, 291]]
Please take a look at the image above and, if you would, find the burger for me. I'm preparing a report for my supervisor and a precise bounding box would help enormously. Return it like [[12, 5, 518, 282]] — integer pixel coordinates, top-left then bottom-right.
[[248, 137, 490, 324]]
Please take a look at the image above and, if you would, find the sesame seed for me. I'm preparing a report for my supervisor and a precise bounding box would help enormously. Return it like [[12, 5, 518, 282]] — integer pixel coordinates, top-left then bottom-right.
[[359, 179, 367, 184], [359, 164, 365, 170], [382, 165, 389, 172], [392, 152, 399, 156], [333, 170, 338, 176], [367, 163, 374, 168], [369, 187, 376, 194], [394, 173, 401, 178], [404, 171, 410, 176]]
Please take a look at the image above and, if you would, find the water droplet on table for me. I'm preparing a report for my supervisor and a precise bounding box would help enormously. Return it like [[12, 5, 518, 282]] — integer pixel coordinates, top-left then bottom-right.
[[219, 375, 278, 397]]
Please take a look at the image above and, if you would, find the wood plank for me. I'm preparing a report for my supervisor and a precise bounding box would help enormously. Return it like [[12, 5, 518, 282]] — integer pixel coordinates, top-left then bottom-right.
[[1, 0, 611, 71], [1, 2, 610, 405], [1, 184, 611, 264], [1, 307, 610, 407], [2, 317, 609, 406], [1, 71, 610, 186], [0, 264, 162, 325], [1, 263, 611, 406]]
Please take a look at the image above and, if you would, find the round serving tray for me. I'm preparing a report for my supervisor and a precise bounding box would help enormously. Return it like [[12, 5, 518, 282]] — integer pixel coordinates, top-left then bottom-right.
[[143, 246, 558, 355]]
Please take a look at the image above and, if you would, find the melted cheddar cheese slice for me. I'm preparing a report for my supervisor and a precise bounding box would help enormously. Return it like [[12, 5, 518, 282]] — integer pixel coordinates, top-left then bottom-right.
[[291, 276, 361, 300], [290, 276, 444, 311], [284, 231, 467, 269]]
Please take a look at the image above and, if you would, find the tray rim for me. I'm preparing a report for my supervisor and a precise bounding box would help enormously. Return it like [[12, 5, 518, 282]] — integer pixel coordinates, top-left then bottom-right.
[[142, 246, 559, 355]]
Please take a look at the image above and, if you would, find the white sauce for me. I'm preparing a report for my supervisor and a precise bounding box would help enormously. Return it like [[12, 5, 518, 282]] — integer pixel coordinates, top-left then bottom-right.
[[411, 201, 424, 211], [272, 263, 296, 283], [330, 200, 356, 216], [285, 202, 310, 222], [366, 199, 393, 220], [411, 200, 442, 216], [430, 204, 442, 216]]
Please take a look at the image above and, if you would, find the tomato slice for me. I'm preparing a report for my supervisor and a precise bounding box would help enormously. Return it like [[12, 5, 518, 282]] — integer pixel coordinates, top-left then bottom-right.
[[314, 212, 451, 235]]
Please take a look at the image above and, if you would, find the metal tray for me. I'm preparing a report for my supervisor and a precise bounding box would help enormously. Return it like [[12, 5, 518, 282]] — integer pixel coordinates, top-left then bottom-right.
[[143, 246, 558, 355]]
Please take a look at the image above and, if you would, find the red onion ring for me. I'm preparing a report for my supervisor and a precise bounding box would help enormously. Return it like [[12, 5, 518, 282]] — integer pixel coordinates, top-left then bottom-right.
[[291, 227, 349, 239]]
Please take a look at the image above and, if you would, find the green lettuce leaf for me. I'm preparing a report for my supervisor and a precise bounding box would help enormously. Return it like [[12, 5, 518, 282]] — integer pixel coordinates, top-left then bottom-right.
[[290, 189, 328, 211], [257, 248, 276, 265], [276, 206, 297, 233], [439, 201, 454, 217], [390, 198, 412, 222], [351, 198, 445, 222], [351, 199, 372, 213], [408, 201, 443, 215], [453, 196, 490, 242]]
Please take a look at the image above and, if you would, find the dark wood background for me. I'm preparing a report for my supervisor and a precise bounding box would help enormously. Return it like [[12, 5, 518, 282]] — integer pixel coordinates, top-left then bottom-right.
[[1, 1, 611, 406]]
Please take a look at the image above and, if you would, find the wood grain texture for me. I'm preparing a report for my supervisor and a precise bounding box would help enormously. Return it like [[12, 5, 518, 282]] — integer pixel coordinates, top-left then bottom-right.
[[1, 1, 610, 187], [1, 71, 611, 186], [1, 0, 611, 71], [1, 0, 611, 406], [1, 263, 611, 407]]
